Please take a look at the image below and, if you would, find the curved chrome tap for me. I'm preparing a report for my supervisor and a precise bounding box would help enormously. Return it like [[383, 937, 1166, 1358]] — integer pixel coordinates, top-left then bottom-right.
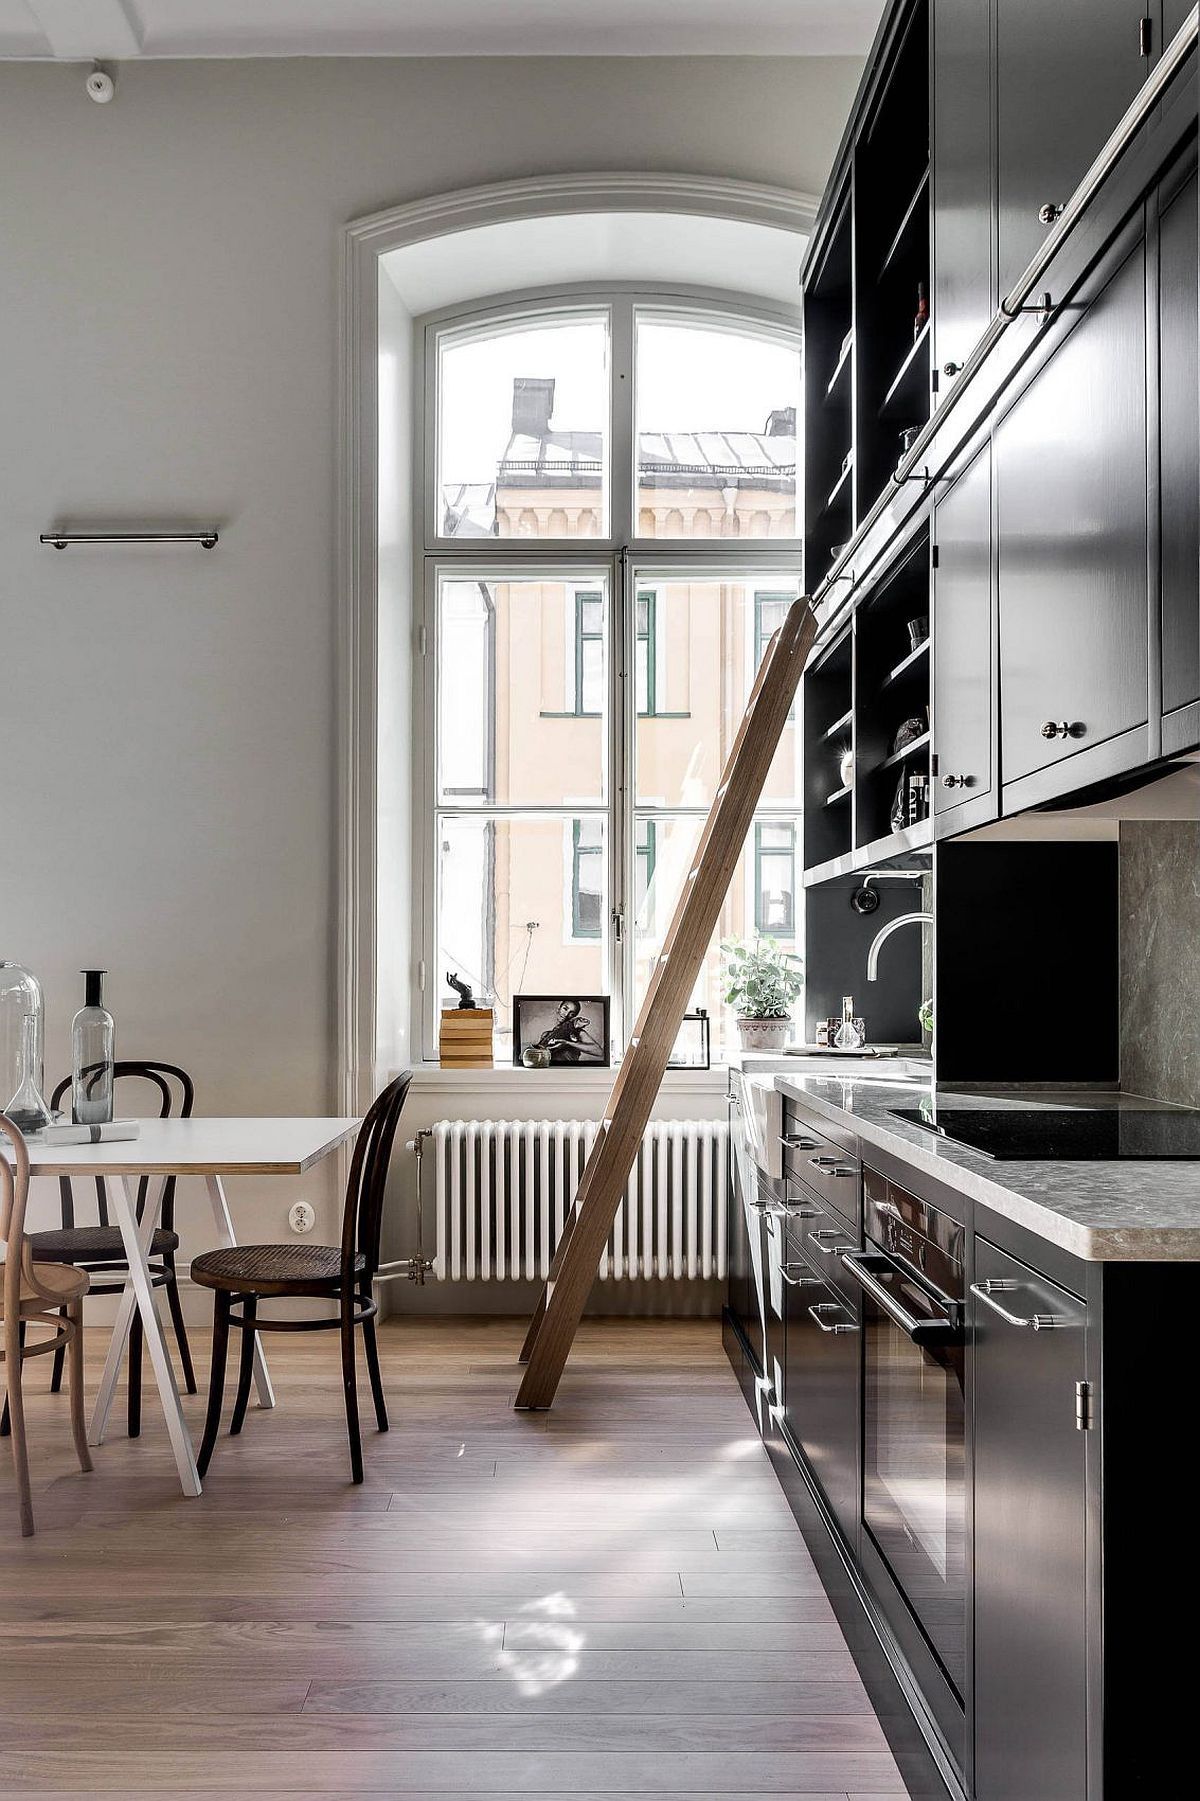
[[865, 911, 934, 981]]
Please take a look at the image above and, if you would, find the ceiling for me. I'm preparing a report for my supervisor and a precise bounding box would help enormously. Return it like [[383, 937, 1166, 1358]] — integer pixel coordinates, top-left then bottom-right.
[[0, 1, 885, 60]]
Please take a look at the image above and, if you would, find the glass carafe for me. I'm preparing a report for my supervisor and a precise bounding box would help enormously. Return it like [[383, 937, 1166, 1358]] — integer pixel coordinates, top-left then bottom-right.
[[0, 961, 52, 1134]]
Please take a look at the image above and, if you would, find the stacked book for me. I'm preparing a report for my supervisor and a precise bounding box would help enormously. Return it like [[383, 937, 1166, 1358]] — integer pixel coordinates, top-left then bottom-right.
[[439, 1007, 494, 1068]]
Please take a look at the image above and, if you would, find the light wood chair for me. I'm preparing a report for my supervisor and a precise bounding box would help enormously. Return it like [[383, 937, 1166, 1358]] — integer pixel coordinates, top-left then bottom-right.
[[1, 1113, 92, 1535]]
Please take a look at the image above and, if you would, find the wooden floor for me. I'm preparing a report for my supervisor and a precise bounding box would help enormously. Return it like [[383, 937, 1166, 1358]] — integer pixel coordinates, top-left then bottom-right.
[[0, 1316, 909, 1799]]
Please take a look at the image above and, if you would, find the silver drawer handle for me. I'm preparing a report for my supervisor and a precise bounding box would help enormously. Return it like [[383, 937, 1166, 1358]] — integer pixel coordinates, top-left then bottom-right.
[[970, 1279, 1067, 1331], [810, 1227, 853, 1255], [1040, 719, 1086, 740], [808, 1301, 858, 1335], [809, 1155, 856, 1178], [780, 1260, 823, 1289], [752, 1197, 819, 1219], [781, 1135, 819, 1150]]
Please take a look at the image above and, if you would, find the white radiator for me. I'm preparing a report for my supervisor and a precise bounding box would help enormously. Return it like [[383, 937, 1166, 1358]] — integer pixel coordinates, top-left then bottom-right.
[[431, 1119, 728, 1281]]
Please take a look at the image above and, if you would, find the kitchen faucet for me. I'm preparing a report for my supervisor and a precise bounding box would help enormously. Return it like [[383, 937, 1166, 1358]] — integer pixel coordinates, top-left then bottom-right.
[[865, 911, 934, 981]]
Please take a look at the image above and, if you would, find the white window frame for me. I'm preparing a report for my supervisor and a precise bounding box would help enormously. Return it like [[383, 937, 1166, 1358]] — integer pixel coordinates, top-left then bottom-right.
[[414, 284, 803, 1064]]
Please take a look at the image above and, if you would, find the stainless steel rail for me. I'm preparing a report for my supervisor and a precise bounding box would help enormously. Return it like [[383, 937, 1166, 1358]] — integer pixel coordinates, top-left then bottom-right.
[[813, 4, 1199, 639], [40, 531, 219, 549]]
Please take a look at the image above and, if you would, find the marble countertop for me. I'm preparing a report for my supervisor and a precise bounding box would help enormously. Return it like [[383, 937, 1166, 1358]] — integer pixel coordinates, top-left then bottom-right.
[[774, 1074, 1200, 1262]]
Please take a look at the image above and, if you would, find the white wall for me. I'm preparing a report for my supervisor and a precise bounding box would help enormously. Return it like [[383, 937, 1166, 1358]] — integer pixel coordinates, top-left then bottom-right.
[[0, 54, 859, 1258]]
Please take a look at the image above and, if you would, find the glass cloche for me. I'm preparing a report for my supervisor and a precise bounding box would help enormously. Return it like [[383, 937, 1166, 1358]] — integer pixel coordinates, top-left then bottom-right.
[[0, 960, 53, 1135]]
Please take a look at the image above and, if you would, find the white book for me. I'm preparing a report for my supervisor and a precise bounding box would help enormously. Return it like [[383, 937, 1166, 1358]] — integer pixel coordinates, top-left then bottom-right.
[[39, 1118, 141, 1146]]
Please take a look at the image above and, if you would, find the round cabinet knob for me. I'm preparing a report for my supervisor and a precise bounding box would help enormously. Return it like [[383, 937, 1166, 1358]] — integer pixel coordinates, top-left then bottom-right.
[[1040, 719, 1086, 740], [1038, 201, 1066, 225], [941, 774, 976, 789], [942, 361, 963, 377]]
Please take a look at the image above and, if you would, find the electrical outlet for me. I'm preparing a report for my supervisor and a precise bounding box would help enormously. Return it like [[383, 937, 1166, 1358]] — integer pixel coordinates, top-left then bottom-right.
[[289, 1201, 315, 1235]]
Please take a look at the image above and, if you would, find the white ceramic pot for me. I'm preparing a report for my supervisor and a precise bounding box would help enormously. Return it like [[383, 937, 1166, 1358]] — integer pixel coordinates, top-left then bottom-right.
[[736, 1015, 790, 1052]]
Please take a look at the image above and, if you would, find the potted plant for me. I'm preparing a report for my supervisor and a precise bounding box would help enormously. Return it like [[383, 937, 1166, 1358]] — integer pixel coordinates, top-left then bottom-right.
[[721, 937, 803, 1053]]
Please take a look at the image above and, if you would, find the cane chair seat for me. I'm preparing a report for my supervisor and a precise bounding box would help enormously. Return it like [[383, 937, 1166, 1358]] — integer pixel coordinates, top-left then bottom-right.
[[191, 1242, 366, 1296], [29, 1224, 180, 1263]]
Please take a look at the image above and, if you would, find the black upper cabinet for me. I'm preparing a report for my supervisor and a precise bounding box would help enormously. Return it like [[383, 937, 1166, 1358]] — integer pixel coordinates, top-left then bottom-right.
[[1162, 2, 1195, 44], [995, 231, 1149, 795], [932, 441, 994, 827], [972, 1239, 1089, 1801], [1156, 162, 1199, 725], [931, 0, 992, 387], [996, 0, 1149, 300]]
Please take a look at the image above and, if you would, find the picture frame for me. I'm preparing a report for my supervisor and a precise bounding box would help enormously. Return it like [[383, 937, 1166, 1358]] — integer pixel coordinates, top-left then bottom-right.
[[513, 994, 611, 1068]]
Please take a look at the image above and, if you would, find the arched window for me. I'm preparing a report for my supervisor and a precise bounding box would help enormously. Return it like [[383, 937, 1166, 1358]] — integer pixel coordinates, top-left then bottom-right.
[[418, 292, 803, 1063]]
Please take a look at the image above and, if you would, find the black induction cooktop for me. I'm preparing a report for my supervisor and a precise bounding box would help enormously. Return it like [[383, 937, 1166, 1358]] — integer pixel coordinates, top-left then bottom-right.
[[889, 1106, 1200, 1161]]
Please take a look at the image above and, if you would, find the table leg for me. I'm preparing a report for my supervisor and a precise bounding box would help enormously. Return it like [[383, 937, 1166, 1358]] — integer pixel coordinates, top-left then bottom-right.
[[94, 1177, 201, 1496], [204, 1174, 275, 1409], [89, 1175, 164, 1443]]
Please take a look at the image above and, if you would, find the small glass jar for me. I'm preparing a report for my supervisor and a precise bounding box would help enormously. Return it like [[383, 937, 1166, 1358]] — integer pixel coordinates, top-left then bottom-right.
[[0, 960, 53, 1134]]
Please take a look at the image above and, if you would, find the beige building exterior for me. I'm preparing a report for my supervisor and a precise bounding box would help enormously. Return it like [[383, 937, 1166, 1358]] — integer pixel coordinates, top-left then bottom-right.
[[439, 379, 801, 1057]]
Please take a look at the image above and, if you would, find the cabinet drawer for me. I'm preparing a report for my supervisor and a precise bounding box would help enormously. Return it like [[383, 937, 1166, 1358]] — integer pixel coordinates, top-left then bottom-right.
[[781, 1128, 860, 1223]]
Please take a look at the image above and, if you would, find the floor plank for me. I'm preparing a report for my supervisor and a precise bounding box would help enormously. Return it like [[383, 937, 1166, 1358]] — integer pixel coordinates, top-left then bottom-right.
[[0, 1316, 909, 1797]]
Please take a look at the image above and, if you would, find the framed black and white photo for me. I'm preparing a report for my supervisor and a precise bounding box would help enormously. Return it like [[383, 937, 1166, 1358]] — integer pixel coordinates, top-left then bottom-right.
[[513, 994, 611, 1068]]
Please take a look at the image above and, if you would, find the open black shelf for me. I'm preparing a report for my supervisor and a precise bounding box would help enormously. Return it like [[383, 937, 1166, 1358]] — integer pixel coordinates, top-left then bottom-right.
[[879, 165, 930, 279], [879, 730, 931, 771], [821, 707, 855, 741], [824, 331, 854, 405], [881, 637, 930, 690], [879, 321, 931, 422]]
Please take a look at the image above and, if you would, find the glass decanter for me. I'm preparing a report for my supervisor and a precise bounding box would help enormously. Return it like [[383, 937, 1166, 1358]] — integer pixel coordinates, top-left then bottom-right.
[[0, 960, 53, 1134]]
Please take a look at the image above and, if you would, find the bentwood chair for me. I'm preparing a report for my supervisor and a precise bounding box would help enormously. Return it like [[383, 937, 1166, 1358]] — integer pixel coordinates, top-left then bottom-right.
[[191, 1072, 411, 1483], [20, 1063, 196, 1439], [1, 1114, 92, 1534]]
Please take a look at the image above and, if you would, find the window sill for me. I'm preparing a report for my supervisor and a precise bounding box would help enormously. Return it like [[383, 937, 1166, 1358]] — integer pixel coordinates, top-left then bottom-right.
[[402, 1063, 728, 1098], [537, 710, 693, 720]]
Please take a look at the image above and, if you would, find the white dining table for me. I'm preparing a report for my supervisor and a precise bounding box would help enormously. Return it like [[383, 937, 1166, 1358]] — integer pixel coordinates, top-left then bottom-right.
[[21, 1117, 360, 1496]]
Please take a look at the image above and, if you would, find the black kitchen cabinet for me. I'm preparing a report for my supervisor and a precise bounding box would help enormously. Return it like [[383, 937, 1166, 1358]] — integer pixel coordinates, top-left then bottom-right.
[[995, 231, 1149, 797], [1156, 161, 1199, 728], [932, 0, 992, 389], [725, 1108, 761, 1374], [781, 1200, 859, 1543], [933, 441, 994, 827], [971, 1238, 1089, 1801], [996, 0, 1149, 299]]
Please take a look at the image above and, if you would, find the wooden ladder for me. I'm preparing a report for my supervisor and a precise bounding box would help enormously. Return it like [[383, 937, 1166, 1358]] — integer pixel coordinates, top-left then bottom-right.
[[515, 597, 819, 1410]]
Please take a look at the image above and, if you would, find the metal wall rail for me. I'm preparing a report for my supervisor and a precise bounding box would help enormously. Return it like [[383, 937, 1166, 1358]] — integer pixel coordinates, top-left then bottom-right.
[[40, 531, 219, 549], [812, 3, 1199, 643]]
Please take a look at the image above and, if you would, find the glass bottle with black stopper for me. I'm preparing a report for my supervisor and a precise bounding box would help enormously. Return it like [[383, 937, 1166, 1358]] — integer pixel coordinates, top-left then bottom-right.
[[71, 969, 115, 1125]]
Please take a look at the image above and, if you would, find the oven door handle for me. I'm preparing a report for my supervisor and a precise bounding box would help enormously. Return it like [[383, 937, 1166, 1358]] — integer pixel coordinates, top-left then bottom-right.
[[840, 1250, 958, 1342]]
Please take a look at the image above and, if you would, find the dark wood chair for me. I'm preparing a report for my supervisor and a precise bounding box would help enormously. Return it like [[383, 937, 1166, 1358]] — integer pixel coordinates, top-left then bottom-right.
[[3, 1062, 197, 1441], [190, 1072, 411, 1483]]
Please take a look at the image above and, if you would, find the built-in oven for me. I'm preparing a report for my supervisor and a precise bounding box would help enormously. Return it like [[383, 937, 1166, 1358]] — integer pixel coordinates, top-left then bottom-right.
[[840, 1173, 966, 1717]]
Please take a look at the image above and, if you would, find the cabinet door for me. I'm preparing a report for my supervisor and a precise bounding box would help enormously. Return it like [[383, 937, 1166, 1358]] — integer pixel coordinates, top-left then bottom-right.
[[972, 1240, 1089, 1801], [996, 239, 1148, 788], [933, 442, 993, 817], [996, 0, 1147, 298], [1158, 166, 1199, 719], [932, 0, 993, 388], [782, 1227, 859, 1544], [725, 1104, 756, 1358]]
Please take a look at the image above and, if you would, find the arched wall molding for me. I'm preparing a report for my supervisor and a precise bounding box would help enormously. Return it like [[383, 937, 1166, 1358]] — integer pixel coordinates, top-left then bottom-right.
[[335, 171, 819, 1111]]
